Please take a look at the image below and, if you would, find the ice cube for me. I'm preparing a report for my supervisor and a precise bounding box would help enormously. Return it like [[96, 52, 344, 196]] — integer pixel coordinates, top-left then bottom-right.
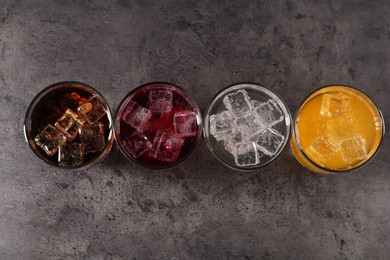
[[123, 130, 152, 158], [121, 101, 152, 130], [221, 139, 234, 153], [58, 143, 84, 167], [148, 88, 173, 112], [255, 99, 284, 127], [78, 95, 107, 123], [161, 135, 184, 162], [148, 130, 164, 159], [220, 131, 242, 154], [234, 111, 266, 140], [234, 142, 259, 166], [174, 111, 198, 137], [255, 128, 285, 156], [320, 93, 351, 117], [210, 111, 234, 139], [325, 116, 355, 146], [250, 100, 261, 108], [223, 90, 252, 117], [149, 130, 184, 162], [306, 136, 338, 165], [55, 109, 85, 141], [340, 136, 367, 164], [34, 124, 66, 156], [79, 123, 106, 154], [68, 92, 87, 105]]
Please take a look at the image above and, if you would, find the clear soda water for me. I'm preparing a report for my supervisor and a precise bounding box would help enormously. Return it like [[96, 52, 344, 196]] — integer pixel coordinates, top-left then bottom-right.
[[204, 83, 291, 171]]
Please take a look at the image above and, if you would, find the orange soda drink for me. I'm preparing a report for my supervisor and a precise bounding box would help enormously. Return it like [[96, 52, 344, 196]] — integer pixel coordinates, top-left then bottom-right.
[[290, 85, 384, 174]]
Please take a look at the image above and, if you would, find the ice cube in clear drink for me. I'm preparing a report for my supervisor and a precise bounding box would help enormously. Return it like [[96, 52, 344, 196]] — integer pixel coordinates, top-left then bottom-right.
[[149, 130, 184, 162], [223, 90, 252, 117], [78, 95, 107, 123], [148, 88, 173, 112], [255, 99, 284, 127], [210, 111, 234, 139], [340, 136, 367, 164], [121, 101, 152, 130], [234, 142, 259, 166], [320, 93, 351, 117], [79, 122, 106, 154], [250, 100, 260, 108], [34, 124, 67, 156], [55, 109, 85, 141], [220, 131, 242, 154], [235, 111, 266, 140], [173, 111, 198, 137], [58, 143, 84, 167], [123, 130, 152, 158], [255, 128, 285, 156]]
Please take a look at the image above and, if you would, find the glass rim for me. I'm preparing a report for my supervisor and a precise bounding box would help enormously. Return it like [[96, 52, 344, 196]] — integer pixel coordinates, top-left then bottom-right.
[[203, 81, 292, 171], [114, 81, 203, 171], [24, 81, 115, 169], [292, 84, 386, 173]]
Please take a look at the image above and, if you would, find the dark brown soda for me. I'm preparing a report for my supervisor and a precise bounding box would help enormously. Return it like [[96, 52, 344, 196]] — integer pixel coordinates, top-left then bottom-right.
[[29, 84, 110, 165]]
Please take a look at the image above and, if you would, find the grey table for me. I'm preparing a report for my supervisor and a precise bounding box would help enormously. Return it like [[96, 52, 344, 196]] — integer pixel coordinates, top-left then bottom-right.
[[1, 1, 389, 259]]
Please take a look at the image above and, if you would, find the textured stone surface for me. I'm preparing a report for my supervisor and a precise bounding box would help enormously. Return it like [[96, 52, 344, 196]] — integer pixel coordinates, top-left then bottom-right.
[[1, 0, 389, 259]]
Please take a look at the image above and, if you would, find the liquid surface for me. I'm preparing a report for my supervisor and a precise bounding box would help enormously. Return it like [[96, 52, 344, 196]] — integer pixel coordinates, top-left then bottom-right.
[[296, 86, 383, 170]]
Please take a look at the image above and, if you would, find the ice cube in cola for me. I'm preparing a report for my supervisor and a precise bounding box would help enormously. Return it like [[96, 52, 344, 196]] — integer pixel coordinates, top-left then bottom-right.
[[25, 82, 113, 168]]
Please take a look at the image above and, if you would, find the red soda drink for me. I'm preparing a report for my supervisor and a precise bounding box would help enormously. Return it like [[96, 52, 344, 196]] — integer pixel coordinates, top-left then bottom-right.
[[115, 82, 202, 170]]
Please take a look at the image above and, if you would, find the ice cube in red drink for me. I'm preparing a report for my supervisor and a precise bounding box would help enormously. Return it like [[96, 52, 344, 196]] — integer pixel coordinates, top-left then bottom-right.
[[121, 101, 151, 130], [174, 111, 198, 137], [123, 130, 152, 158], [148, 88, 173, 113], [149, 130, 184, 162]]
